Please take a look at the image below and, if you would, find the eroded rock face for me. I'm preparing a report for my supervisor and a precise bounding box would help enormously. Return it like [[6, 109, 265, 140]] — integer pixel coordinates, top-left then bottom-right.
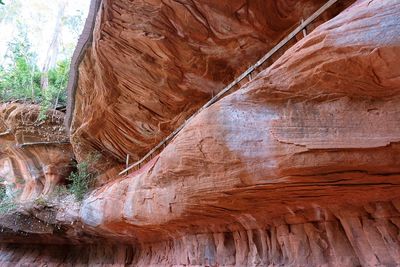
[[133, 203, 400, 266], [0, 243, 136, 266], [1, 0, 400, 266], [0, 103, 73, 202], [0, 104, 102, 245], [76, 0, 400, 265], [69, 0, 352, 165]]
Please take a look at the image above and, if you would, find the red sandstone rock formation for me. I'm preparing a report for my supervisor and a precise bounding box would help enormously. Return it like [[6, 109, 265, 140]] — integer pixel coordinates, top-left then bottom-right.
[[0, 103, 73, 201], [1, 0, 400, 266], [76, 1, 400, 265], [69, 0, 353, 165], [0, 103, 86, 243]]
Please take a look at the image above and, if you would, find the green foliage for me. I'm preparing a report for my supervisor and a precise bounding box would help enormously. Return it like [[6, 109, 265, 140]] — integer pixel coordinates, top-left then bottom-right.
[[0, 179, 17, 215], [67, 160, 95, 201], [0, 27, 70, 117], [48, 59, 69, 95], [38, 59, 69, 119], [0, 29, 42, 101], [33, 196, 48, 207]]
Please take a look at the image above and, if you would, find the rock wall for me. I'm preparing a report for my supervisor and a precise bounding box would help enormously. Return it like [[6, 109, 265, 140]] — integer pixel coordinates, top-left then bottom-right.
[[69, 0, 353, 166], [0, 103, 73, 202], [1, 0, 400, 266], [133, 202, 400, 266], [74, 1, 400, 265], [0, 243, 136, 266], [0, 103, 86, 245]]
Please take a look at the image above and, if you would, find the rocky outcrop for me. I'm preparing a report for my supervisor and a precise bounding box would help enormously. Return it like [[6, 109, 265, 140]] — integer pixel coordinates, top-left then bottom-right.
[[76, 0, 400, 265], [0, 103, 74, 202], [2, 0, 400, 266], [65, 0, 101, 131], [69, 0, 353, 167], [0, 243, 136, 266], [0, 103, 89, 245], [132, 203, 400, 266]]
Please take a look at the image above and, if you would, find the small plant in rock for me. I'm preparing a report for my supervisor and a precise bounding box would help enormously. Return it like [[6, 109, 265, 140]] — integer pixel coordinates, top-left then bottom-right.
[[33, 196, 48, 207], [67, 159, 96, 201], [0, 179, 17, 215]]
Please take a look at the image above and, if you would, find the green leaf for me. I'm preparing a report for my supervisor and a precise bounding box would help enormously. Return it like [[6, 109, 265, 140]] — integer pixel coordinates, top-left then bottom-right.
[[0, 1, 4, 5]]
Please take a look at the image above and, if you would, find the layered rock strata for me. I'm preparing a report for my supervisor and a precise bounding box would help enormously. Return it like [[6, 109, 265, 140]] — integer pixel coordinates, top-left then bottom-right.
[[1, 0, 400, 266], [69, 0, 353, 166], [0, 103, 74, 201], [0, 103, 85, 242], [0, 243, 136, 266], [77, 0, 400, 265]]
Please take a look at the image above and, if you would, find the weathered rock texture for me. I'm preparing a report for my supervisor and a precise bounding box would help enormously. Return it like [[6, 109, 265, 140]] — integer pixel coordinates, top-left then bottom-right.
[[0, 103, 90, 245], [0, 243, 136, 266], [2, 0, 400, 266], [69, 0, 353, 165], [77, 0, 400, 265], [0, 103, 73, 201]]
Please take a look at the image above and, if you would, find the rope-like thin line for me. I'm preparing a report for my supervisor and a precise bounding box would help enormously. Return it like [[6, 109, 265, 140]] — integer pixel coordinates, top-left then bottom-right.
[[117, 0, 341, 176]]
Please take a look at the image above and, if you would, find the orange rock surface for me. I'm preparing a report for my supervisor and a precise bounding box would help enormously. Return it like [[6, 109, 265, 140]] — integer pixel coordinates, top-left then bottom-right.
[[1, 0, 400, 266], [77, 0, 400, 265], [0, 103, 73, 202], [69, 0, 352, 164]]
